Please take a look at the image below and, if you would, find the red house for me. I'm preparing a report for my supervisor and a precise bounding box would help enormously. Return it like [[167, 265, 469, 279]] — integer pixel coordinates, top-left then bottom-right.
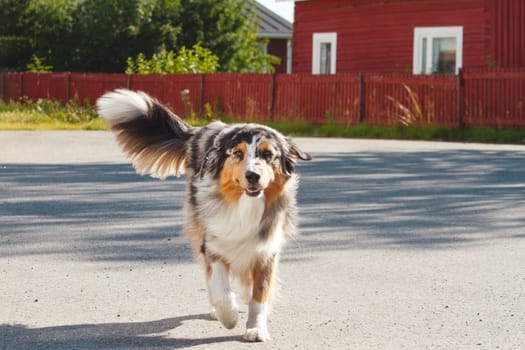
[[292, 0, 525, 74]]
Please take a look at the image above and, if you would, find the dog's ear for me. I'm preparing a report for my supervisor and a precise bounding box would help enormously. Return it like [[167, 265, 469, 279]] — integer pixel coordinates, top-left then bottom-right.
[[196, 144, 222, 179], [281, 138, 312, 176]]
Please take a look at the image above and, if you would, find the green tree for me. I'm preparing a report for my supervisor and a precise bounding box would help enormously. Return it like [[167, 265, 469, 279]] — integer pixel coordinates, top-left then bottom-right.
[[177, 0, 269, 72], [69, 0, 182, 72], [0, 0, 31, 70], [137, 0, 181, 56], [72, 0, 270, 72], [21, 0, 77, 71], [70, 0, 150, 72], [6, 0, 275, 73], [0, 0, 29, 35]]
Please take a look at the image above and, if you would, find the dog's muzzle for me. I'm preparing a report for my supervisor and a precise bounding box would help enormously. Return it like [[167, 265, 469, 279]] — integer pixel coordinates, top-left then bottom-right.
[[245, 171, 262, 197]]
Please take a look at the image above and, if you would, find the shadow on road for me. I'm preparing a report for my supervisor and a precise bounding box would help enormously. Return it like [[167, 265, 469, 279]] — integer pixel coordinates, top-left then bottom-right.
[[293, 148, 525, 254], [0, 163, 191, 263], [0, 314, 241, 350], [1, 148, 525, 262]]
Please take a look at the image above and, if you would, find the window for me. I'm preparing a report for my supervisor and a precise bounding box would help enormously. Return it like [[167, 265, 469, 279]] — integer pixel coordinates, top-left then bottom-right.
[[413, 26, 463, 74], [312, 33, 337, 74]]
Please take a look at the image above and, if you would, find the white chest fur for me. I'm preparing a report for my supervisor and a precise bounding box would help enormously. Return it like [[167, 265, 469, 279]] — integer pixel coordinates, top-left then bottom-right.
[[204, 193, 265, 241], [194, 176, 284, 271]]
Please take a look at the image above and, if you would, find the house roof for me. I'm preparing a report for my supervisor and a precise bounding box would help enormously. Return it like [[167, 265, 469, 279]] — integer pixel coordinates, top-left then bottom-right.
[[255, 2, 293, 39]]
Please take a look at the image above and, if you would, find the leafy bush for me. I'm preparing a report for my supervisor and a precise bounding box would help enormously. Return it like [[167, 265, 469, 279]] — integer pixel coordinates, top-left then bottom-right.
[[26, 54, 53, 72], [126, 44, 220, 74]]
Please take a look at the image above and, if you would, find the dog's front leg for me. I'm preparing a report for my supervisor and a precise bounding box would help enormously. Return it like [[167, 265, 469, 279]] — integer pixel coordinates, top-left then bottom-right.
[[207, 261, 239, 329], [244, 255, 277, 342]]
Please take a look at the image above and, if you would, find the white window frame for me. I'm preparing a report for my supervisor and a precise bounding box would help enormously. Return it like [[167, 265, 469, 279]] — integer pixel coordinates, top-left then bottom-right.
[[413, 26, 463, 74], [312, 32, 337, 74]]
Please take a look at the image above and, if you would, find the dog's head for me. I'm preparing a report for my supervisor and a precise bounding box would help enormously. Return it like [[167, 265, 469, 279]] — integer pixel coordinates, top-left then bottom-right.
[[199, 124, 311, 203]]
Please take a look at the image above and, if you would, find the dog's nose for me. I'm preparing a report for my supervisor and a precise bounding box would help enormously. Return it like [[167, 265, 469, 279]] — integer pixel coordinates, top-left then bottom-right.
[[245, 171, 261, 185]]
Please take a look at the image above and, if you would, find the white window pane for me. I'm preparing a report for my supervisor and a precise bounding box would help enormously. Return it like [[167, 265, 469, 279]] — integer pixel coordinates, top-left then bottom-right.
[[431, 37, 456, 74], [421, 37, 427, 74], [320, 42, 331, 74]]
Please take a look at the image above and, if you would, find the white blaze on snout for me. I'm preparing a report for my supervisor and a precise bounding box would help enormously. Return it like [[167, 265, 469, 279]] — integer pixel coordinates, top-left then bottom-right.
[[246, 135, 261, 174]]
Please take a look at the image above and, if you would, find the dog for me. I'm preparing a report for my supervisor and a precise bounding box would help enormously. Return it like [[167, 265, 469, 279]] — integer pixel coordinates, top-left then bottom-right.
[[96, 89, 311, 342]]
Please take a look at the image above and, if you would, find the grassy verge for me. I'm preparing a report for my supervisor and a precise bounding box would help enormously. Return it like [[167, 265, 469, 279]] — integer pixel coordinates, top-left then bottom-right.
[[0, 99, 104, 130], [268, 121, 525, 144], [1, 99, 524, 144]]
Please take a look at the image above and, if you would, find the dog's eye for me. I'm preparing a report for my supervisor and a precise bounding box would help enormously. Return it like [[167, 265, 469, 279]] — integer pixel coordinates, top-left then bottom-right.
[[261, 150, 273, 160], [233, 150, 244, 159]]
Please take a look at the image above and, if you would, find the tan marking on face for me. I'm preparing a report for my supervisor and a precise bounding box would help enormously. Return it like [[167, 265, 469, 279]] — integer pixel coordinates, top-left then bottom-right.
[[258, 141, 272, 154], [256, 141, 284, 208], [251, 139, 276, 190], [219, 143, 246, 203], [236, 142, 248, 156]]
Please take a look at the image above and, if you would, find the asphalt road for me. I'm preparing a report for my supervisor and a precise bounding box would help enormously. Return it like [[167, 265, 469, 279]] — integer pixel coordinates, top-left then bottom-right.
[[1, 131, 525, 349]]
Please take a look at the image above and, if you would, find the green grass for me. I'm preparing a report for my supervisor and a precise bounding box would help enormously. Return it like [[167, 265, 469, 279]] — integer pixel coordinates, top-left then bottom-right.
[[0, 99, 103, 130], [268, 121, 525, 144], [1, 99, 525, 144], [251, 120, 525, 144]]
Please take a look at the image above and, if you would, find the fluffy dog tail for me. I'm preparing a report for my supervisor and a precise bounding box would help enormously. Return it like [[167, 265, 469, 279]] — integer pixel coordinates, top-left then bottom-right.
[[96, 89, 193, 179]]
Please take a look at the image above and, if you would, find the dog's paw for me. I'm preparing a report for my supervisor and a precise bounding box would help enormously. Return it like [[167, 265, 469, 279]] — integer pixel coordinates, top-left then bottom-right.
[[213, 294, 239, 329], [243, 328, 270, 342], [209, 307, 218, 321]]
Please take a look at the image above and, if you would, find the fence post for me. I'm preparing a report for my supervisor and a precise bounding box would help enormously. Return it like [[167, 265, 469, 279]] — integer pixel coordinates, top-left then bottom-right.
[[19, 73, 23, 100], [0, 73, 5, 102], [358, 72, 365, 123], [66, 72, 71, 102], [127, 74, 132, 90], [269, 73, 276, 121], [199, 74, 205, 115], [457, 68, 464, 128]]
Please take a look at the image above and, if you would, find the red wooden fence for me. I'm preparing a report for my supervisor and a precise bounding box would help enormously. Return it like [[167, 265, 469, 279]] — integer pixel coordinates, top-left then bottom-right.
[[274, 74, 360, 124], [364, 73, 458, 127], [132, 74, 202, 116], [463, 70, 525, 128], [1, 71, 525, 128], [203, 74, 272, 121]]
